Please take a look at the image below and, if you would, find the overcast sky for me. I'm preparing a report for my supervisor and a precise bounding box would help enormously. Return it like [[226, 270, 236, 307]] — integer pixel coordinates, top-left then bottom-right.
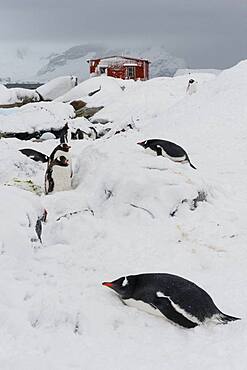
[[0, 0, 247, 68]]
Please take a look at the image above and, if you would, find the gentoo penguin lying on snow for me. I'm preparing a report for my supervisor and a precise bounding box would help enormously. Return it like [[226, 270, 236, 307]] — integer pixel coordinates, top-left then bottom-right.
[[103, 273, 240, 329], [137, 139, 196, 169], [45, 156, 71, 194]]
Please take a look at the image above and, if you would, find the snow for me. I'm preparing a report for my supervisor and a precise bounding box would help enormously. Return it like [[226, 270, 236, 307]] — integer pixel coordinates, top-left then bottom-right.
[[91, 73, 216, 130], [55, 75, 125, 106], [0, 102, 75, 133], [175, 68, 222, 76], [0, 84, 39, 106], [36, 76, 78, 101], [0, 60, 247, 369], [0, 185, 45, 257]]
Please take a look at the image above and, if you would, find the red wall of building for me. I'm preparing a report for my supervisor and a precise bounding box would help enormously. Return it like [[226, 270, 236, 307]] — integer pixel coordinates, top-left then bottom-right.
[[89, 58, 149, 80]]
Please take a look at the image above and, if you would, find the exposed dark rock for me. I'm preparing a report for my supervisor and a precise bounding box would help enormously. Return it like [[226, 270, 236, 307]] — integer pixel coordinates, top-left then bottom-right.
[[90, 118, 109, 125], [88, 86, 101, 96], [170, 190, 207, 217], [1, 124, 72, 141], [130, 203, 155, 219], [105, 189, 113, 200], [35, 209, 47, 243], [56, 208, 94, 221], [75, 106, 104, 118], [115, 123, 134, 135], [190, 190, 207, 211], [70, 100, 86, 111], [0, 97, 38, 109]]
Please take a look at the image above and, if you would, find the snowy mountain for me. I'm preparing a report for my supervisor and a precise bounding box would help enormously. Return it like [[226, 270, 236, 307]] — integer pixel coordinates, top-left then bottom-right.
[[0, 43, 187, 83]]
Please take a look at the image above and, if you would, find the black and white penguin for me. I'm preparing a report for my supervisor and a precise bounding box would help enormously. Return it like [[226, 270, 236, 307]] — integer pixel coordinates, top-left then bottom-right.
[[49, 143, 73, 177], [137, 139, 196, 169], [45, 156, 71, 194], [102, 273, 240, 329], [186, 78, 198, 95], [59, 122, 69, 144]]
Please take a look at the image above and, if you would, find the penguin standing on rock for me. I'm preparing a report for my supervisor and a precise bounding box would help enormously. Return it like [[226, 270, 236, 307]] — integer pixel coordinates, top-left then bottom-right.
[[45, 156, 71, 194], [102, 273, 240, 329], [137, 139, 196, 169]]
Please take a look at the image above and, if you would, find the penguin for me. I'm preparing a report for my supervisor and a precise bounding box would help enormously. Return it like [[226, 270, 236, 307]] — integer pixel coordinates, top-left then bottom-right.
[[137, 139, 196, 169], [59, 122, 69, 144], [186, 78, 198, 95], [89, 127, 98, 140], [49, 143, 71, 162], [45, 156, 71, 194], [102, 273, 240, 329], [49, 143, 73, 178]]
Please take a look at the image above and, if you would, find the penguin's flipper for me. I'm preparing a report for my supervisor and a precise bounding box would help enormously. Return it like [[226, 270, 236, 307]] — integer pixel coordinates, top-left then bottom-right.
[[20, 148, 49, 163], [153, 297, 198, 328]]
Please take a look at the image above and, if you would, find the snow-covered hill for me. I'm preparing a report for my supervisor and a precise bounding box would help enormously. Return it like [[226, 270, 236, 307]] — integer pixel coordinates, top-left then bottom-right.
[[0, 43, 187, 83], [1, 61, 247, 369]]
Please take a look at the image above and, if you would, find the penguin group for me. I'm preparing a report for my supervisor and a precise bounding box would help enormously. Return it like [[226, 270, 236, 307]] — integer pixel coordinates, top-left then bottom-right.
[[18, 104, 240, 330], [101, 114, 241, 328]]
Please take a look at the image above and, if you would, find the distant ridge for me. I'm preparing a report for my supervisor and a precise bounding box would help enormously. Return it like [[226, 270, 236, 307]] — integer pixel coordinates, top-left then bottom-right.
[[0, 43, 187, 83]]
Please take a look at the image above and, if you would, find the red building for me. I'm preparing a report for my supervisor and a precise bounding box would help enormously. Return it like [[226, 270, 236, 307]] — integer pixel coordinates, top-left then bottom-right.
[[87, 56, 150, 81]]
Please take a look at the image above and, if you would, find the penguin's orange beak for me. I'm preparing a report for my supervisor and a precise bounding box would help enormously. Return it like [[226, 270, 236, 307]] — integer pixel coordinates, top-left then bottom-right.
[[102, 282, 113, 288], [137, 141, 144, 147]]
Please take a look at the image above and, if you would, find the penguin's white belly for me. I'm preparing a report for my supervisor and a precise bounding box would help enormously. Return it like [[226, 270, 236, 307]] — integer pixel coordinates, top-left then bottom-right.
[[53, 151, 73, 176], [123, 298, 164, 318], [187, 83, 197, 95], [144, 147, 158, 157], [52, 166, 71, 192]]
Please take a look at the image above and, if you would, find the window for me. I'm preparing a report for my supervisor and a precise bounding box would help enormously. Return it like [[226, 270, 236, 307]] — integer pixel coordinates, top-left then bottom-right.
[[100, 67, 106, 74], [127, 66, 135, 79]]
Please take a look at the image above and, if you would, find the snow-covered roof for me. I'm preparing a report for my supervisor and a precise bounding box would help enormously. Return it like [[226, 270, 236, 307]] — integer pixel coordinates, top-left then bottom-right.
[[87, 55, 150, 63]]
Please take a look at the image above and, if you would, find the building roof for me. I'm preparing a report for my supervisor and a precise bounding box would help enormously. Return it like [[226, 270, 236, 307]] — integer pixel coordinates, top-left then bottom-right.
[[87, 55, 150, 63]]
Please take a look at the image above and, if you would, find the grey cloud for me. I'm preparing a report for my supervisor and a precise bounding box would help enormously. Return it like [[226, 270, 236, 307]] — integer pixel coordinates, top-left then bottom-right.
[[0, 0, 246, 68]]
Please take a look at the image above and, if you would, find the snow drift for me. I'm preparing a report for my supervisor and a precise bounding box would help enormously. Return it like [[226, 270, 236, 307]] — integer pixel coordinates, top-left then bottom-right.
[[0, 60, 247, 369]]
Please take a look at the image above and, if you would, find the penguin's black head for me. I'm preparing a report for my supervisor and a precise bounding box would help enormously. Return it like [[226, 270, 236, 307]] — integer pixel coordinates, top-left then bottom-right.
[[102, 275, 136, 299], [189, 79, 195, 84], [137, 140, 149, 149], [58, 143, 71, 152], [53, 156, 69, 167]]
